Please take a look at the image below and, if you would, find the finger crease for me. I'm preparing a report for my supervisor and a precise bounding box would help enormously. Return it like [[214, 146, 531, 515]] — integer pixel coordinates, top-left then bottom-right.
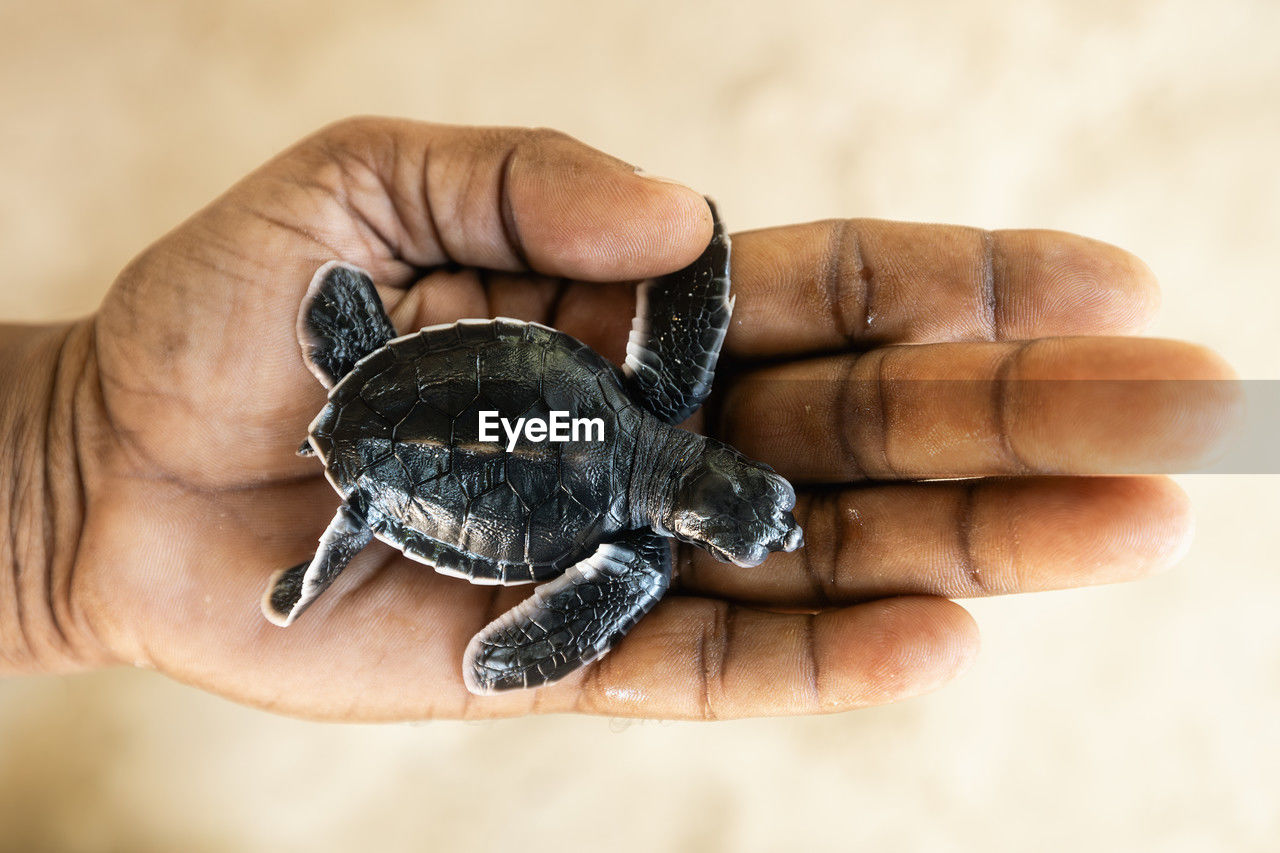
[[418, 141, 452, 265], [694, 616, 711, 719], [834, 354, 870, 480], [797, 494, 833, 606], [830, 491, 849, 598], [7, 420, 31, 665], [873, 349, 898, 478], [699, 602, 732, 721], [324, 150, 404, 261], [993, 342, 1035, 474], [825, 220, 872, 346], [241, 204, 338, 256], [42, 328, 80, 654], [980, 229, 1000, 341], [802, 613, 822, 707], [351, 170, 405, 262], [496, 143, 531, 271], [956, 480, 989, 595], [371, 139, 417, 264]]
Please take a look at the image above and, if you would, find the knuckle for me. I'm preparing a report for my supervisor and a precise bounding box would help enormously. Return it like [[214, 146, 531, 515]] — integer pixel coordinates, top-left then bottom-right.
[[821, 218, 871, 345], [692, 599, 731, 720], [312, 114, 385, 145], [794, 491, 840, 606], [302, 116, 400, 178], [519, 126, 573, 147]]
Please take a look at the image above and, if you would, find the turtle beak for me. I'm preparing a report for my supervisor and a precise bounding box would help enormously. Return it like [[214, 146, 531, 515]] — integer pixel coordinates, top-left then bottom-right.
[[772, 511, 803, 553], [782, 519, 804, 552]]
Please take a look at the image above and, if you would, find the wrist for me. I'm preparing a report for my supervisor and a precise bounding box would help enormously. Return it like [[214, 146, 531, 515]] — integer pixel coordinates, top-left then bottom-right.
[[0, 319, 106, 673]]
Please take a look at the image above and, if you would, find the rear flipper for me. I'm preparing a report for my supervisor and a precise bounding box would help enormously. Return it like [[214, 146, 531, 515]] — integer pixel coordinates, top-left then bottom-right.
[[464, 529, 672, 694], [623, 197, 732, 424], [262, 504, 373, 627]]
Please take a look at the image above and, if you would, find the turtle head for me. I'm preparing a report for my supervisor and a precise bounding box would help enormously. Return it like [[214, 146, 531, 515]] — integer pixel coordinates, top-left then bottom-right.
[[665, 443, 804, 568]]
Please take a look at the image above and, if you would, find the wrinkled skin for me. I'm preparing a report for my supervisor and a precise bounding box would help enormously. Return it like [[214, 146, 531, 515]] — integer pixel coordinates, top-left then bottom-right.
[[668, 442, 803, 568], [17, 118, 1239, 722]]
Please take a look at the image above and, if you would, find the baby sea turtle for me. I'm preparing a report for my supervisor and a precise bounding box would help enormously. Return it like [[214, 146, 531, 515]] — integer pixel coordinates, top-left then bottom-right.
[[262, 200, 803, 694]]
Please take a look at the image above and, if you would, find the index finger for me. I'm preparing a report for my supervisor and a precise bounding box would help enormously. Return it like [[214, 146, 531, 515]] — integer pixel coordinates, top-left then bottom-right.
[[724, 220, 1161, 358]]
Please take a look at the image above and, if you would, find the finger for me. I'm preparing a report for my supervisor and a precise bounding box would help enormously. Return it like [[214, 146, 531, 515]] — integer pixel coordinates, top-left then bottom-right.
[[385, 268, 640, 365], [718, 336, 1241, 482], [535, 595, 978, 719], [277, 117, 713, 282], [679, 477, 1192, 607], [724, 220, 1160, 358]]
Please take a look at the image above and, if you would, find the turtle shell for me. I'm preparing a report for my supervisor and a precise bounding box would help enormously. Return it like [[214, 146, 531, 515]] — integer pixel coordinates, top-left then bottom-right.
[[307, 318, 645, 584]]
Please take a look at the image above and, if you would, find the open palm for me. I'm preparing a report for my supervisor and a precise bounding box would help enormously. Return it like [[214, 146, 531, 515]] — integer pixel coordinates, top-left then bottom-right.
[[72, 118, 1234, 720]]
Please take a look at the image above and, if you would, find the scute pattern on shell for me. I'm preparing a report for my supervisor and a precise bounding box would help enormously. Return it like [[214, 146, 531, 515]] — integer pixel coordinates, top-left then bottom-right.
[[309, 318, 645, 584]]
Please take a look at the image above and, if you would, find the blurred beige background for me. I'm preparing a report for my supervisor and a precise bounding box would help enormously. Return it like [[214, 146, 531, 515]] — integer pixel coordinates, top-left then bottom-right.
[[1, 0, 1277, 850]]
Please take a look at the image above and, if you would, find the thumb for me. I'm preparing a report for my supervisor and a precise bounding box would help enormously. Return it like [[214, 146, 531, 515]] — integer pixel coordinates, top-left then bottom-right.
[[295, 117, 715, 281]]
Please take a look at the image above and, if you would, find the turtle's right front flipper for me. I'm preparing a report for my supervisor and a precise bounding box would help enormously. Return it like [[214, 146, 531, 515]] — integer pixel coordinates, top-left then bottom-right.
[[262, 504, 373, 627], [463, 529, 672, 694], [298, 261, 398, 388], [623, 197, 732, 424]]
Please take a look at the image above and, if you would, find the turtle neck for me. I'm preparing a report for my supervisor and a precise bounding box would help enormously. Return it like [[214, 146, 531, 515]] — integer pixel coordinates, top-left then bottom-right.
[[627, 419, 706, 532]]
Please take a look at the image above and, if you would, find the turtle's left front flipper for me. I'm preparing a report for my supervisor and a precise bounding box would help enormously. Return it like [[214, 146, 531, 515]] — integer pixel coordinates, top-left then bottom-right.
[[299, 261, 398, 388], [262, 504, 373, 627], [464, 529, 672, 694], [623, 197, 732, 424]]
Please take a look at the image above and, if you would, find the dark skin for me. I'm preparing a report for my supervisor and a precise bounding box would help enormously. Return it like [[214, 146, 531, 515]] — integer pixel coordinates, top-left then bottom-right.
[[0, 118, 1238, 720]]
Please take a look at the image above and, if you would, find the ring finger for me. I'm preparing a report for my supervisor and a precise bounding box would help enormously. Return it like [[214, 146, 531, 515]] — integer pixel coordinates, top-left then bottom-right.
[[676, 476, 1193, 607], [716, 336, 1239, 482]]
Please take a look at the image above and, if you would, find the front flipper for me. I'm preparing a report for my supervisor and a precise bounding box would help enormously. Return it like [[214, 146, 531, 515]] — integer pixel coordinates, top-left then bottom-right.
[[623, 198, 733, 424], [298, 261, 398, 388], [262, 504, 373, 627], [464, 529, 672, 694]]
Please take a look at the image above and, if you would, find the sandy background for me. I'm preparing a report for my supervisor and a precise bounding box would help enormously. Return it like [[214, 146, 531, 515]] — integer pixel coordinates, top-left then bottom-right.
[[1, 0, 1277, 850]]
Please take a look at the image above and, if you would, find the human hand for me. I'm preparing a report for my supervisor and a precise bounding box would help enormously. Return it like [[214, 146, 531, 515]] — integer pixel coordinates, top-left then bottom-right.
[[8, 118, 1237, 720]]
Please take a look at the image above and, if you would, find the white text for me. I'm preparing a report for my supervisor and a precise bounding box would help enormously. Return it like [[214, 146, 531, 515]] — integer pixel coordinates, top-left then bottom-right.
[[478, 410, 605, 452]]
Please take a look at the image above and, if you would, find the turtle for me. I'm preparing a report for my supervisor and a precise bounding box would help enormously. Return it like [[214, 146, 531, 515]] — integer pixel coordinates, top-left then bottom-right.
[[261, 200, 804, 694]]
